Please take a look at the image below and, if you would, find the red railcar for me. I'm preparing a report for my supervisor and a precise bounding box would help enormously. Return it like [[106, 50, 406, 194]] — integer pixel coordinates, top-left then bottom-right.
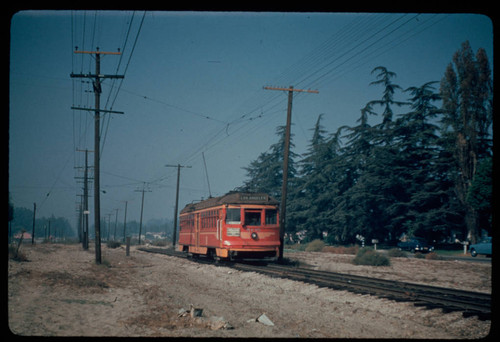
[[178, 192, 280, 260]]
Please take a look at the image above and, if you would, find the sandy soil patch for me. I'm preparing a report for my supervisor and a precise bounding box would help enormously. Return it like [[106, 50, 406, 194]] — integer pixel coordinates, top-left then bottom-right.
[[8, 244, 491, 338], [286, 250, 492, 293]]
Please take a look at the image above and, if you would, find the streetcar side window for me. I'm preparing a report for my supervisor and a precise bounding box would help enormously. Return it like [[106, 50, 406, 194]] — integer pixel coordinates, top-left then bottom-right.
[[226, 208, 241, 224], [244, 210, 261, 226], [265, 209, 277, 225]]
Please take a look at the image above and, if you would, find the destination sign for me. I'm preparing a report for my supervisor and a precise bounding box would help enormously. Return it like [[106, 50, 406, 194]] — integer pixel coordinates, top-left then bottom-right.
[[239, 195, 268, 201]]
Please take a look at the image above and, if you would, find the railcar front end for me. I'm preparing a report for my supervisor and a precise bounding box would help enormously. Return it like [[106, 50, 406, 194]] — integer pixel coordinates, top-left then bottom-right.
[[178, 192, 280, 260]]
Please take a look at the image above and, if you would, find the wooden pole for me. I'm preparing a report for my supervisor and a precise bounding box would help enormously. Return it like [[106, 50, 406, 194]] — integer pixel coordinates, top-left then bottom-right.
[[263, 86, 318, 261], [126, 237, 131, 256], [166, 164, 191, 248], [31, 203, 36, 245], [70, 48, 123, 263]]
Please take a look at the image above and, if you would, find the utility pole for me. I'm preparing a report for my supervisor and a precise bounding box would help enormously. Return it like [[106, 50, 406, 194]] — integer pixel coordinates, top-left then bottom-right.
[[135, 183, 151, 245], [263, 86, 319, 261], [166, 164, 191, 248], [107, 213, 113, 241], [123, 201, 128, 243], [76, 149, 93, 250], [77, 198, 83, 243], [113, 208, 120, 241], [32, 202, 36, 245], [71, 48, 124, 264]]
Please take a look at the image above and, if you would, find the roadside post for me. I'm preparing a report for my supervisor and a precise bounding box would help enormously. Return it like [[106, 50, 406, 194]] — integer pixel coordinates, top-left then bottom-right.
[[126, 237, 131, 257], [462, 241, 469, 255]]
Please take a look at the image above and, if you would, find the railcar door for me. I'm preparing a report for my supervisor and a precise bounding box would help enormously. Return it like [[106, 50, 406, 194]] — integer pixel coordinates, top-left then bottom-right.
[[195, 213, 200, 248]]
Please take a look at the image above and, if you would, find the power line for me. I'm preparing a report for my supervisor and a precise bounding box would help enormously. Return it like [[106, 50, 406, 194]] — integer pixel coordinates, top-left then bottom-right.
[[101, 11, 146, 159], [177, 14, 446, 168]]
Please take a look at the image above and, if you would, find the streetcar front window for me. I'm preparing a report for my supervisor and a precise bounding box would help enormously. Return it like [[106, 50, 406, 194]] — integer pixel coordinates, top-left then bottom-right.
[[226, 208, 241, 224], [244, 210, 261, 226], [265, 209, 277, 225]]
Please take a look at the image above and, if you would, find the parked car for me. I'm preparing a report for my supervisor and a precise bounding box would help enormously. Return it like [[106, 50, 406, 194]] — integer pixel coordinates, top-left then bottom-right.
[[469, 237, 492, 257], [397, 237, 434, 253]]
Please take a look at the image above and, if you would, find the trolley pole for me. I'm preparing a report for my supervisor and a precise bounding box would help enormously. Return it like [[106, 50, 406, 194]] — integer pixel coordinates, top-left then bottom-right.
[[70, 48, 124, 264], [263, 86, 319, 261], [166, 164, 191, 248]]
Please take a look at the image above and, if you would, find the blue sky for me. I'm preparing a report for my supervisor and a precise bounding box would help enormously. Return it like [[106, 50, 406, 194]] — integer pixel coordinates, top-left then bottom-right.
[[9, 11, 493, 230]]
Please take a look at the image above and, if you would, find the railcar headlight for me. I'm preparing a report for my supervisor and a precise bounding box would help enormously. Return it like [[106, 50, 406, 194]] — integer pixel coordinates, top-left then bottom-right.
[[251, 232, 258, 240]]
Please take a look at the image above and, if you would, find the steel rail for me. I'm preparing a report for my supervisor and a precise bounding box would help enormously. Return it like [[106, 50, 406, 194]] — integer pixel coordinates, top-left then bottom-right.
[[138, 247, 490, 319], [237, 263, 490, 318]]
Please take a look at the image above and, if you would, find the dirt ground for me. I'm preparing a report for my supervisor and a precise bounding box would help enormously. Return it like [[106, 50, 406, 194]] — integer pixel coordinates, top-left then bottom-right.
[[8, 243, 492, 338]]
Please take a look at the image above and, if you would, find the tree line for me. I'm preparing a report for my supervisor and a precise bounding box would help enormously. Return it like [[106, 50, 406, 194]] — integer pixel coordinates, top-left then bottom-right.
[[8, 205, 76, 242], [238, 41, 492, 245], [8, 202, 173, 243]]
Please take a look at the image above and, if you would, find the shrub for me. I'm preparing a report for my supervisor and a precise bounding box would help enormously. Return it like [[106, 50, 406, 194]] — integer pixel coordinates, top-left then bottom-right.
[[151, 239, 167, 247], [106, 240, 121, 249], [353, 248, 391, 266], [425, 252, 441, 260], [387, 248, 407, 258], [305, 239, 325, 252], [8, 244, 28, 262]]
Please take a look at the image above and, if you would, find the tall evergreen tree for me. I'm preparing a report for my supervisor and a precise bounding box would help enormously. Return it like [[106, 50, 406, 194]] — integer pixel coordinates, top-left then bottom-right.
[[290, 114, 343, 241], [368, 66, 407, 138], [238, 125, 298, 201], [466, 157, 492, 235], [388, 82, 453, 240], [331, 67, 407, 243], [440, 41, 493, 243]]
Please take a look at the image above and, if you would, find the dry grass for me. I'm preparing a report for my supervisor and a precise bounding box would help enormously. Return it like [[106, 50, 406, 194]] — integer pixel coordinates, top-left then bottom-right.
[[322, 245, 359, 255]]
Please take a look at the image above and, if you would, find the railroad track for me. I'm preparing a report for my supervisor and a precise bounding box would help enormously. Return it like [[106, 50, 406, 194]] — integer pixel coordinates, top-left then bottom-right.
[[138, 247, 491, 320]]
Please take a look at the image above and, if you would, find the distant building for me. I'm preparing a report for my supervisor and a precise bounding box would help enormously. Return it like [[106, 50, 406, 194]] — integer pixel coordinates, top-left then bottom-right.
[[13, 232, 32, 240]]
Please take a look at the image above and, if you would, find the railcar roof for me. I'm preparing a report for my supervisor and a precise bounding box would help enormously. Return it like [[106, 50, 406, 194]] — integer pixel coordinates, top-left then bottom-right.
[[180, 192, 279, 214]]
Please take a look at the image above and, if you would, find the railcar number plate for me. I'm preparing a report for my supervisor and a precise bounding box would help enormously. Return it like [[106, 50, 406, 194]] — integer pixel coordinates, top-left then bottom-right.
[[226, 228, 240, 237]]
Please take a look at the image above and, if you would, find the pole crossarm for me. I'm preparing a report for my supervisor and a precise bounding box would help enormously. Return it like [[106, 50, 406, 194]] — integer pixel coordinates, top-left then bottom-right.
[[165, 164, 192, 168], [74, 50, 121, 55], [71, 106, 124, 114], [263, 86, 319, 94], [70, 73, 124, 79]]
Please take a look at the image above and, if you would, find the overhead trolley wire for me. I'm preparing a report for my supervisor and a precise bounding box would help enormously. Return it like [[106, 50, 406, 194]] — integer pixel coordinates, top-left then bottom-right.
[[101, 11, 146, 158], [294, 14, 415, 90], [169, 13, 450, 182], [298, 14, 446, 93]]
